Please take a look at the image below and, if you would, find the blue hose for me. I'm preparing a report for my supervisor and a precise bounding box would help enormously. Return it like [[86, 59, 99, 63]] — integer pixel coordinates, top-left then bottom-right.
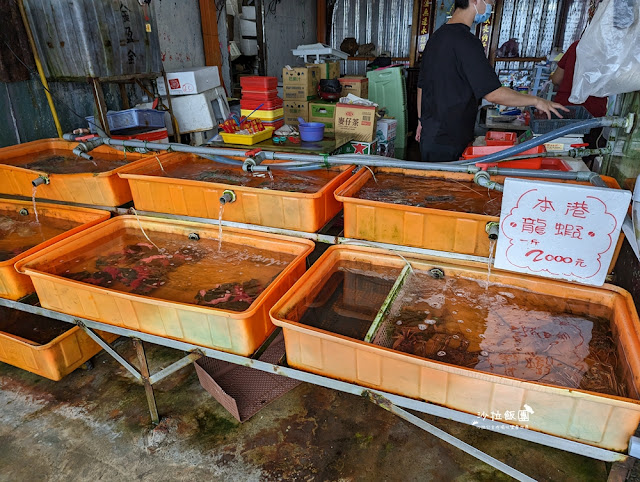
[[450, 117, 611, 165], [267, 163, 326, 171]]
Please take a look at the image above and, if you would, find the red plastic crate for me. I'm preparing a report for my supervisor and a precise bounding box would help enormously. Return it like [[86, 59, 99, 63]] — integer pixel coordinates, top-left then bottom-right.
[[465, 145, 546, 170], [240, 76, 278, 91], [485, 131, 517, 146], [261, 119, 284, 130], [240, 98, 283, 111], [242, 90, 279, 101]]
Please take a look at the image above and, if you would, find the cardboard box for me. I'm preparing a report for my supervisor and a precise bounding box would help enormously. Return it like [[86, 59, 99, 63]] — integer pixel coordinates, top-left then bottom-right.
[[283, 66, 320, 100], [338, 76, 368, 99], [376, 118, 397, 143], [334, 103, 377, 142], [157, 67, 221, 96], [306, 61, 340, 80], [284, 100, 309, 126], [308, 100, 338, 135], [338, 140, 378, 155]]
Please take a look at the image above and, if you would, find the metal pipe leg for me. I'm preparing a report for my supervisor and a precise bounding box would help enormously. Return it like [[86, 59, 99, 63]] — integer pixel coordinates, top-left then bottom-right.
[[366, 391, 536, 482], [133, 338, 160, 425]]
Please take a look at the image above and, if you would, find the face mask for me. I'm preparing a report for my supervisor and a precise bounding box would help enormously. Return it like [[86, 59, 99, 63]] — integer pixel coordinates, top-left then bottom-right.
[[474, 0, 492, 24]]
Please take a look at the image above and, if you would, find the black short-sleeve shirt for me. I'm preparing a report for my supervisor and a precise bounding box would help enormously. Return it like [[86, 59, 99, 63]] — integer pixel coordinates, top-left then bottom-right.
[[418, 23, 501, 153]]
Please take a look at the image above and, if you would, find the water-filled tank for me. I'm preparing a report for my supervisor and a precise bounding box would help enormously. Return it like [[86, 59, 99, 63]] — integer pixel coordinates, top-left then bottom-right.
[[23, 0, 162, 80]]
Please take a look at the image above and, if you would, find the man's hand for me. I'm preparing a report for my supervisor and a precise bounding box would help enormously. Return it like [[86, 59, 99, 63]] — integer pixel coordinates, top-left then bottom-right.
[[416, 120, 422, 142], [534, 97, 570, 119]]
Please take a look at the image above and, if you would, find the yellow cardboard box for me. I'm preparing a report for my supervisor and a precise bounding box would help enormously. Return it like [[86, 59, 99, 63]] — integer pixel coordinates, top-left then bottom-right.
[[338, 76, 369, 99], [306, 61, 340, 80], [284, 100, 309, 125], [283, 65, 320, 100], [334, 103, 377, 142]]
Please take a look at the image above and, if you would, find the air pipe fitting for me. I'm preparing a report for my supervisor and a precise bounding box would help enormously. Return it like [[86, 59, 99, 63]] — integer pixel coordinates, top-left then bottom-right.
[[474, 171, 504, 192], [32, 175, 50, 187], [72, 137, 105, 161], [485, 222, 500, 241], [219, 190, 237, 205]]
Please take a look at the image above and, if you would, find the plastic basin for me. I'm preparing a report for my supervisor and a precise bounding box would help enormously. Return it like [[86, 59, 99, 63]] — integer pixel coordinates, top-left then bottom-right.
[[0, 306, 118, 381], [0, 139, 151, 206], [334, 168, 624, 270], [299, 122, 325, 142], [270, 245, 640, 452], [485, 131, 517, 146], [0, 199, 111, 300], [118, 152, 354, 232], [15, 216, 315, 356]]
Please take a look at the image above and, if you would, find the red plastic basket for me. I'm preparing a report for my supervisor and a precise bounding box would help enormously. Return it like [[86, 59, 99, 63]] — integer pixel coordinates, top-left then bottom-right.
[[242, 90, 279, 101], [240, 98, 283, 111], [240, 76, 278, 91], [485, 131, 517, 146]]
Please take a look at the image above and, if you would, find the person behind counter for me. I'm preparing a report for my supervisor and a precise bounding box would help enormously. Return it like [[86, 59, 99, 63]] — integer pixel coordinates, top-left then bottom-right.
[[551, 40, 608, 166], [416, 0, 568, 162]]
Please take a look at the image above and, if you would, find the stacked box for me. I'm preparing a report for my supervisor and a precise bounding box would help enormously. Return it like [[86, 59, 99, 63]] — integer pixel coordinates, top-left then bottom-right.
[[338, 76, 369, 99], [306, 61, 340, 80], [334, 103, 377, 142], [308, 100, 338, 135], [283, 66, 320, 101], [376, 118, 397, 158], [338, 140, 378, 155], [283, 100, 309, 126]]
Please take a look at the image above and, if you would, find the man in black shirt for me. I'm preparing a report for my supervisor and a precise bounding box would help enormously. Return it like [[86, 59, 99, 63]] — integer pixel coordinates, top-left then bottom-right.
[[416, 0, 567, 162]]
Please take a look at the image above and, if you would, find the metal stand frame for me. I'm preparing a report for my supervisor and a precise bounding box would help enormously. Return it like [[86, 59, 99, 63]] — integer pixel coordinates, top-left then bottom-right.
[[1, 208, 637, 480]]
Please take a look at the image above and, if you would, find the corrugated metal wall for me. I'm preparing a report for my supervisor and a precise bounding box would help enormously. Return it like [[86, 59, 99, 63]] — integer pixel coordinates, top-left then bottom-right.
[[495, 0, 589, 72], [330, 0, 413, 76]]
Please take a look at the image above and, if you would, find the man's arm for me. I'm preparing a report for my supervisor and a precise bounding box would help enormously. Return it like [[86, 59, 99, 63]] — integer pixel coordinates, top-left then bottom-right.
[[416, 87, 423, 141], [484, 86, 568, 119], [550, 66, 564, 86]]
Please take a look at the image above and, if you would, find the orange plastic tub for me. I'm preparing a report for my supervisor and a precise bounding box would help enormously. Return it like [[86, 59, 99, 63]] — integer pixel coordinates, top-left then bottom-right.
[[119, 152, 354, 232], [335, 168, 624, 270], [0, 306, 118, 381], [0, 138, 150, 206], [271, 245, 640, 452], [0, 199, 111, 300], [15, 216, 314, 356]]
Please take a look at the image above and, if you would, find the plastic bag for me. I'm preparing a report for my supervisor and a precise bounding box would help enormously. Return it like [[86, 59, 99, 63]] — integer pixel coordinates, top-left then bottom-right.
[[569, 0, 640, 104]]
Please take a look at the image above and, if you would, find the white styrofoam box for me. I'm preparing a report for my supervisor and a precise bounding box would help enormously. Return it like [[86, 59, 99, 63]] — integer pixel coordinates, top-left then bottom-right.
[[240, 38, 258, 56], [240, 18, 257, 36], [241, 6, 256, 20], [157, 66, 221, 96], [376, 118, 397, 143], [226, 0, 240, 16], [137, 87, 230, 134]]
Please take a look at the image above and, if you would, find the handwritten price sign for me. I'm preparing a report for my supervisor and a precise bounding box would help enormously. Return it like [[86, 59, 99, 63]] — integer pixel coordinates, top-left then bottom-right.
[[494, 178, 631, 286]]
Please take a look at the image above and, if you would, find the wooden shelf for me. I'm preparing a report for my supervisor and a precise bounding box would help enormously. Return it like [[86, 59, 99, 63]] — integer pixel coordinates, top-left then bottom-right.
[[495, 57, 546, 63]]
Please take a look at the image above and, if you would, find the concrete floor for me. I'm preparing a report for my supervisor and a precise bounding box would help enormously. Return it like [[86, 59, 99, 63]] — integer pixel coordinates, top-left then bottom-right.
[[0, 337, 632, 481]]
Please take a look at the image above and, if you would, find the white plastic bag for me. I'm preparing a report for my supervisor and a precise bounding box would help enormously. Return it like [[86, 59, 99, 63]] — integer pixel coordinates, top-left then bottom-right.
[[569, 0, 640, 104]]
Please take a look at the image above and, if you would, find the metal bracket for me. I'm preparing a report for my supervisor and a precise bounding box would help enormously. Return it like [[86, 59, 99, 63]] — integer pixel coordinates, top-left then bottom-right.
[[365, 391, 536, 482]]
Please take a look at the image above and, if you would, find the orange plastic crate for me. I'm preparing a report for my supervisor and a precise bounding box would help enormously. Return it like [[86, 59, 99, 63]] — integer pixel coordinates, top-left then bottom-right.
[[119, 152, 354, 232], [0, 307, 118, 381], [0, 199, 111, 300], [16, 216, 315, 356], [334, 168, 623, 271], [270, 245, 640, 452], [0, 138, 150, 206]]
